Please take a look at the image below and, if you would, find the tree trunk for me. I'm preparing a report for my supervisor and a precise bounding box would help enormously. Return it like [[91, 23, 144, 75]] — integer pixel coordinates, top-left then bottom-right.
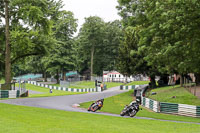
[[150, 75, 156, 89], [194, 73, 200, 85], [56, 69, 59, 84], [62, 70, 66, 81], [5, 0, 11, 89], [90, 46, 94, 80], [44, 72, 47, 82], [180, 74, 184, 87]]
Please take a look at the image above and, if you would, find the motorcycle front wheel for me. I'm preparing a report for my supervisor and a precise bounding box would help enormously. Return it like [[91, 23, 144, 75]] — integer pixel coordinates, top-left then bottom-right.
[[120, 111, 126, 116]]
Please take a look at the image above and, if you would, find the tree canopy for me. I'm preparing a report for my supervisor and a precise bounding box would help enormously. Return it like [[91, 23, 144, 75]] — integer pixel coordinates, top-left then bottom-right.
[[117, 0, 200, 86]]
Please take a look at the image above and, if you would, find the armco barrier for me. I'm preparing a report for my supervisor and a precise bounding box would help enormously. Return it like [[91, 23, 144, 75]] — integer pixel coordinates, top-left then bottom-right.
[[120, 85, 139, 90], [141, 97, 159, 112], [28, 81, 101, 92], [141, 96, 200, 117], [0, 90, 20, 98], [160, 102, 178, 114]]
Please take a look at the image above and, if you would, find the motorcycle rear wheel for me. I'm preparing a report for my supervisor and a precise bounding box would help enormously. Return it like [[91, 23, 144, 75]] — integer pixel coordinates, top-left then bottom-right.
[[129, 110, 137, 117], [91, 105, 99, 112]]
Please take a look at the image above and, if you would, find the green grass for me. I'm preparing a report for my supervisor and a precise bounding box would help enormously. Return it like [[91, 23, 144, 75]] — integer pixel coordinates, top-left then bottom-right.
[[50, 81, 122, 89], [147, 85, 200, 106], [104, 82, 123, 88], [0, 103, 199, 133], [26, 84, 85, 98], [80, 90, 200, 123], [125, 81, 150, 86], [50, 81, 95, 89], [0, 79, 5, 84]]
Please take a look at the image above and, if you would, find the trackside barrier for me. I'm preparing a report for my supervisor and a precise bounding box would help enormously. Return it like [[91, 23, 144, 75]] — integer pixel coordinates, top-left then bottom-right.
[[28, 81, 102, 92], [141, 97, 160, 112], [120, 85, 138, 90], [0, 90, 20, 98], [141, 97, 200, 118]]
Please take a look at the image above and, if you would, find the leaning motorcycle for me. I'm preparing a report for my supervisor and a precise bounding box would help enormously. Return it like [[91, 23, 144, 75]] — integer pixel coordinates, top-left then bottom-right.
[[120, 101, 140, 117], [88, 99, 104, 112]]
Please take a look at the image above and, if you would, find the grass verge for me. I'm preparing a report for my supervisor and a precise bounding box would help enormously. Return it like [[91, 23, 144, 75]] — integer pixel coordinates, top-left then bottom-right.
[[50, 81, 122, 89], [26, 84, 85, 98], [147, 85, 200, 106], [80, 90, 200, 123], [0, 103, 199, 133], [50, 81, 95, 89], [125, 81, 149, 86]]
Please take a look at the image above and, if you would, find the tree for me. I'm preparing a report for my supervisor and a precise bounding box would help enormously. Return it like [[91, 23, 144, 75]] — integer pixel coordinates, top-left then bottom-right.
[[4, 0, 11, 86], [117, 0, 200, 87], [77, 16, 105, 78], [76, 17, 123, 77], [43, 10, 77, 83], [0, 0, 63, 87]]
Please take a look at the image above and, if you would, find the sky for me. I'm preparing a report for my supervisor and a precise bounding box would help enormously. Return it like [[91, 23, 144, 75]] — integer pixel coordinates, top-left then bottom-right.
[[63, 0, 121, 33]]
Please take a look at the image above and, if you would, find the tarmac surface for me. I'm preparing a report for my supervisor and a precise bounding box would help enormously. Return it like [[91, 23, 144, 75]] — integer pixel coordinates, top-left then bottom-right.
[[0, 86, 200, 125], [0, 86, 125, 112]]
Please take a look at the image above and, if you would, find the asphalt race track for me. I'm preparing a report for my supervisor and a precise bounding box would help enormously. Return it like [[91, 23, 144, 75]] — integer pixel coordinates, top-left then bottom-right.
[[0, 86, 199, 125]]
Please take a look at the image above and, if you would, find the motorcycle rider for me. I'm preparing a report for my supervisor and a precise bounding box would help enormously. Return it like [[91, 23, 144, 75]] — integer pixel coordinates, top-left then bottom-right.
[[130, 99, 140, 106], [88, 99, 104, 112], [120, 99, 141, 117]]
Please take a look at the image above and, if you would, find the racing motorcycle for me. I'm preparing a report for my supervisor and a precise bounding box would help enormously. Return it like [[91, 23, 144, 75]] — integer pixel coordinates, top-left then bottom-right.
[[88, 99, 104, 112], [120, 100, 141, 117]]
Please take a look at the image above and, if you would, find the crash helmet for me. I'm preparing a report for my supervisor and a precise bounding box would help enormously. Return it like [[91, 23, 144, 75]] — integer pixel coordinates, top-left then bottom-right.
[[136, 99, 140, 103]]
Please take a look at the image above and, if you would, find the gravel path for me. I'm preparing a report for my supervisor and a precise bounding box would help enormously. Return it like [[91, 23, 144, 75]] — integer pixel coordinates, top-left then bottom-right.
[[0, 86, 199, 125]]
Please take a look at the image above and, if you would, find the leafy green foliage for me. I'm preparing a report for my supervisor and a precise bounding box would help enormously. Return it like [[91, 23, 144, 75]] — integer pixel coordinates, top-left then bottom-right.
[[0, 0, 64, 80], [117, 0, 200, 86], [76, 17, 122, 76]]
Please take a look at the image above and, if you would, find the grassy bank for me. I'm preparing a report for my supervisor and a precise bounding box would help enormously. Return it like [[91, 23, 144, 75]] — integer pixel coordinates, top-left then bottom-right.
[[125, 81, 149, 86], [26, 84, 84, 98], [80, 90, 200, 123], [50, 81, 122, 89], [147, 85, 200, 106], [0, 103, 199, 133]]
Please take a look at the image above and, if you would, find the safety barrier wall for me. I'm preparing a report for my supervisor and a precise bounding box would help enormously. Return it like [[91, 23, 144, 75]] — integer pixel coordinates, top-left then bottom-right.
[[0, 90, 20, 98], [142, 97, 159, 112], [141, 97, 200, 117], [28, 81, 101, 92], [120, 85, 139, 90]]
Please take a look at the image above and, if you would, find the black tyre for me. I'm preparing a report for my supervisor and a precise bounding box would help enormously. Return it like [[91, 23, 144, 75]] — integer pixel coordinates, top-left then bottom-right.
[[91, 105, 99, 112], [120, 112, 125, 116], [129, 110, 137, 117], [88, 103, 94, 111], [120, 111, 126, 116]]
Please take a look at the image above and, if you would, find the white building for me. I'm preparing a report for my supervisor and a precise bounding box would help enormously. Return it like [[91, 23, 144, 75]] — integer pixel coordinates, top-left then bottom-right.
[[103, 71, 148, 82]]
